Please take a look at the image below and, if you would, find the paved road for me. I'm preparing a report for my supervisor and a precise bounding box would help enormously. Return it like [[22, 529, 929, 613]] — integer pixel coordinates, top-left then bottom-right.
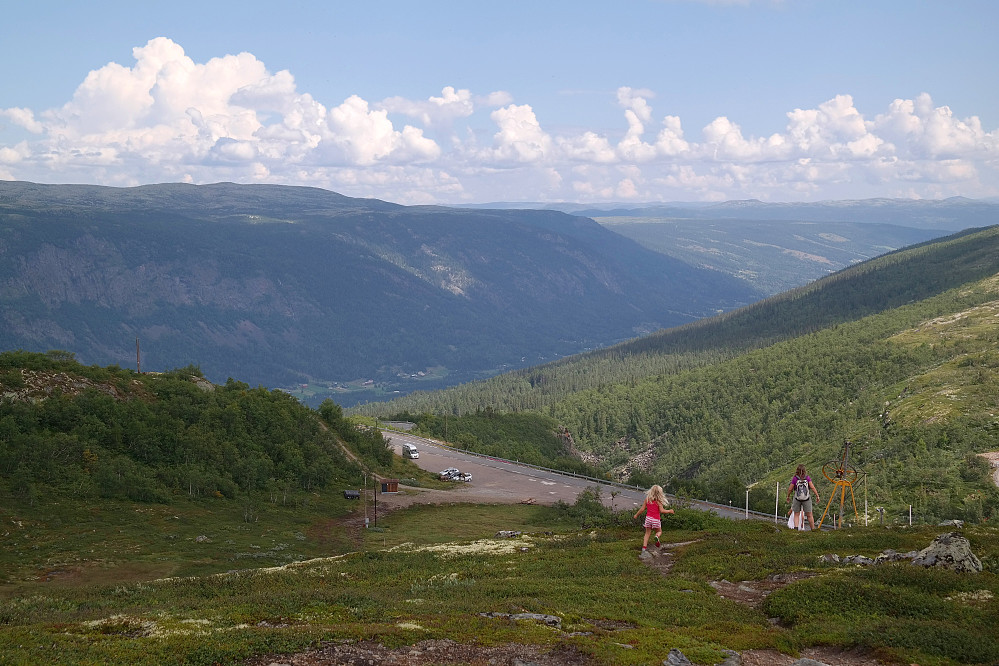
[[382, 430, 780, 524]]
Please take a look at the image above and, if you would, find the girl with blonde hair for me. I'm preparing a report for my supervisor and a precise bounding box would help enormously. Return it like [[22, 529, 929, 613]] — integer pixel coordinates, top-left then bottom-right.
[[633, 484, 674, 553]]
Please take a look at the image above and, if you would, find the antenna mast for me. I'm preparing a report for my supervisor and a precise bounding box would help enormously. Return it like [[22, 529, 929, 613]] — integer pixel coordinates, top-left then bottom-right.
[[136, 338, 141, 374]]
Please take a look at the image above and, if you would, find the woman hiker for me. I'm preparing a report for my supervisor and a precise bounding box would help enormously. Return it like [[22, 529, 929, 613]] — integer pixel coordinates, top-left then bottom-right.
[[786, 464, 820, 531]]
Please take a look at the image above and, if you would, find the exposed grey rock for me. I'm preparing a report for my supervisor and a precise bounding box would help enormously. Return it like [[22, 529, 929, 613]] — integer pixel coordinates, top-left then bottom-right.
[[664, 647, 693, 665], [842, 555, 874, 566], [715, 648, 742, 665], [495, 530, 522, 538], [511, 613, 561, 627], [791, 659, 829, 666], [477, 611, 562, 628], [819, 553, 840, 563], [911, 532, 982, 573], [874, 548, 918, 564], [938, 519, 965, 528], [640, 549, 654, 560]]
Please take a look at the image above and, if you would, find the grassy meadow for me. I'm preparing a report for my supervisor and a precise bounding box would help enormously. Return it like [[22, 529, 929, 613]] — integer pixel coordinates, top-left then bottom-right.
[[2, 493, 998, 666]]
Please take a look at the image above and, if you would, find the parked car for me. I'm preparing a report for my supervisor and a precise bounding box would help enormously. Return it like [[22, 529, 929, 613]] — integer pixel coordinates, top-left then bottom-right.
[[402, 443, 419, 459], [438, 468, 471, 482]]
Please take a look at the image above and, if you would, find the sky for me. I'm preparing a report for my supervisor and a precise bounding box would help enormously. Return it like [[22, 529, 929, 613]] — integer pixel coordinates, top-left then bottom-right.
[[1, 0, 997, 205]]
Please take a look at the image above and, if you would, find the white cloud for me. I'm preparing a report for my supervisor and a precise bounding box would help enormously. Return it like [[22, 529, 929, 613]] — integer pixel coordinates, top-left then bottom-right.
[[0, 107, 44, 133], [487, 104, 553, 163], [873, 92, 997, 159], [381, 86, 475, 127], [325, 95, 440, 165], [0, 38, 997, 203], [558, 131, 617, 163]]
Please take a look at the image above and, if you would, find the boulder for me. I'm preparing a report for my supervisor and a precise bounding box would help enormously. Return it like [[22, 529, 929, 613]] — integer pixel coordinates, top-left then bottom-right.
[[664, 648, 693, 665], [911, 532, 982, 573], [938, 519, 965, 528]]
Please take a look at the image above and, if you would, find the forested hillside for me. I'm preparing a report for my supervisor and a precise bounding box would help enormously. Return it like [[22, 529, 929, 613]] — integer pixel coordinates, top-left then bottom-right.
[[0, 351, 390, 504], [364, 227, 999, 524]]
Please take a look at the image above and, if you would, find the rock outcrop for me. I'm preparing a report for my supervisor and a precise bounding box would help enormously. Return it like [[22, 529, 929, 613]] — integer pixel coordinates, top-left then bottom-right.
[[911, 531, 982, 573], [821, 532, 982, 573]]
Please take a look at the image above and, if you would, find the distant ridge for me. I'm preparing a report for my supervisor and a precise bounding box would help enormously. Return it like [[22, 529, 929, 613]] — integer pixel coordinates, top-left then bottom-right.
[[458, 197, 999, 231]]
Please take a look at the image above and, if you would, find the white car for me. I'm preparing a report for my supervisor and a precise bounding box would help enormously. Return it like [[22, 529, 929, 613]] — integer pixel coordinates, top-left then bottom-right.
[[439, 467, 460, 480]]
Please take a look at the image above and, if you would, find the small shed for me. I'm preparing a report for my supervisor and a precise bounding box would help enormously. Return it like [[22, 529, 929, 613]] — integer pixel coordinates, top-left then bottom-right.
[[381, 479, 399, 493]]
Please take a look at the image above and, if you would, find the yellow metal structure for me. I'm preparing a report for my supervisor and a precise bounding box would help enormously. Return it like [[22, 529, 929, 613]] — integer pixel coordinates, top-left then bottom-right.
[[817, 441, 863, 529]]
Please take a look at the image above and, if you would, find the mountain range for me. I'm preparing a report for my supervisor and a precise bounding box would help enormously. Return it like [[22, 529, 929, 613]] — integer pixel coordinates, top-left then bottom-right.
[[4, 182, 996, 407], [0, 181, 760, 404]]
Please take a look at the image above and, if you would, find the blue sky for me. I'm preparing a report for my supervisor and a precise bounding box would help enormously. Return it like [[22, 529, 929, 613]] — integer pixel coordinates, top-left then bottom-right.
[[1, 0, 997, 205]]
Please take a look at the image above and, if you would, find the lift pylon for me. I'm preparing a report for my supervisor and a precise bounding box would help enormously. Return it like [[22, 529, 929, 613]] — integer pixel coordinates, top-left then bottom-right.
[[817, 440, 864, 529]]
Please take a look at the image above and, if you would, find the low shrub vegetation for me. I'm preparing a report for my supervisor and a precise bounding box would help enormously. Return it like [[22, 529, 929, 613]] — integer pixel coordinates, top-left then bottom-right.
[[2, 491, 997, 665]]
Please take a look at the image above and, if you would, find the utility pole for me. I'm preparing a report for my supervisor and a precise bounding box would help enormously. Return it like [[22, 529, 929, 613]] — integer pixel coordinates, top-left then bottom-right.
[[136, 338, 141, 374]]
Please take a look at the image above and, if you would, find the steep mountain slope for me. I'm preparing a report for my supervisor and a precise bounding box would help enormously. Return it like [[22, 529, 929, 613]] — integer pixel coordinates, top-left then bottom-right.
[[0, 181, 760, 403]]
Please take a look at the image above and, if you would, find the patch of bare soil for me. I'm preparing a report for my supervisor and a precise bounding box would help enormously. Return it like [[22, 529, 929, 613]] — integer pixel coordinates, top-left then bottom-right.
[[707, 571, 816, 610], [243, 638, 595, 665], [740, 647, 889, 666], [637, 539, 700, 576]]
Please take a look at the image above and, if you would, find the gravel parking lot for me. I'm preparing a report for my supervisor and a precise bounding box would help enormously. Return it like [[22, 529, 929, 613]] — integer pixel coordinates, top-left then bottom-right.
[[380, 430, 770, 524]]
